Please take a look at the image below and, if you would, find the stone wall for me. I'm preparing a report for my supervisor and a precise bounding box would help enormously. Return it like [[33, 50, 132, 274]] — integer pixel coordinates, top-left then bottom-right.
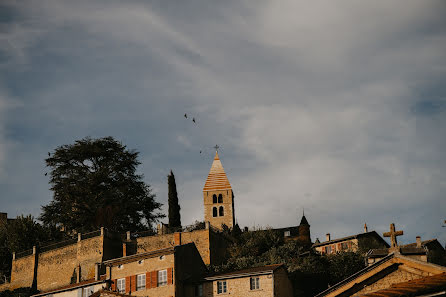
[[136, 229, 225, 265], [10, 253, 36, 289]]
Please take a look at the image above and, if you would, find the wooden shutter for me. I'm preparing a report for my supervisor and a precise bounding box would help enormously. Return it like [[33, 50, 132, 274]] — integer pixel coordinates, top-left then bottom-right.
[[151, 270, 157, 287], [125, 276, 131, 293], [111, 279, 117, 291], [337, 243, 342, 250], [146, 272, 151, 289], [348, 241, 352, 249], [131, 275, 136, 291], [167, 268, 173, 285]]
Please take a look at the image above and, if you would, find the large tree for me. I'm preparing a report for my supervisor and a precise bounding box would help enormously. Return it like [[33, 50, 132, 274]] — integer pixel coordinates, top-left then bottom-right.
[[167, 170, 181, 230], [40, 136, 163, 233]]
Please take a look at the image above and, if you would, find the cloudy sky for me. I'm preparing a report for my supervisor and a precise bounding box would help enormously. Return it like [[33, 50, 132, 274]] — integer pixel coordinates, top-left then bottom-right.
[[1, 0, 445, 245]]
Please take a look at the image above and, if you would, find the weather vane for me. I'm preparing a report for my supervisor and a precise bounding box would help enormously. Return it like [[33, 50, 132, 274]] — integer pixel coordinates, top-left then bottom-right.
[[214, 145, 220, 152]]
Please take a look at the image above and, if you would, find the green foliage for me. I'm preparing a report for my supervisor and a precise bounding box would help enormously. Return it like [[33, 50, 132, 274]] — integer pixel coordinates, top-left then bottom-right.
[[40, 136, 163, 233], [0, 216, 62, 282], [209, 228, 367, 297], [167, 170, 181, 230], [0, 287, 37, 297]]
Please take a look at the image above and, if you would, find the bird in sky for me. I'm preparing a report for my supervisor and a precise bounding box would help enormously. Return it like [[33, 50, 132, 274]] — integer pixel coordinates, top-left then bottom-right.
[[44, 173, 47, 176], [184, 113, 187, 118], [192, 118, 196, 123]]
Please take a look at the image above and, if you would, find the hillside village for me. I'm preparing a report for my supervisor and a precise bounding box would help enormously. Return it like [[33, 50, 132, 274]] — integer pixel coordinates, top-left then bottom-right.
[[0, 152, 445, 297]]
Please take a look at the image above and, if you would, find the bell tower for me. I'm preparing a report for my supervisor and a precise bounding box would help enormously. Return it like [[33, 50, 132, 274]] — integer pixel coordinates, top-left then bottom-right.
[[203, 151, 235, 230]]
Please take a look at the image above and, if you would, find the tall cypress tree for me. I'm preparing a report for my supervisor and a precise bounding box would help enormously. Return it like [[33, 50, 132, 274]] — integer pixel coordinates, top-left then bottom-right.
[[168, 170, 181, 230]]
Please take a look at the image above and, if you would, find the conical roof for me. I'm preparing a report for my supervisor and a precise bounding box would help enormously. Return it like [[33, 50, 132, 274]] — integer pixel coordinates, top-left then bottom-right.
[[203, 151, 232, 191], [300, 215, 309, 226]]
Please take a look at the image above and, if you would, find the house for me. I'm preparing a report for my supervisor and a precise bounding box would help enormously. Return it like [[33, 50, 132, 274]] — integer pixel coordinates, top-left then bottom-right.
[[313, 224, 389, 254], [314, 252, 446, 297], [103, 243, 207, 297], [184, 264, 293, 297]]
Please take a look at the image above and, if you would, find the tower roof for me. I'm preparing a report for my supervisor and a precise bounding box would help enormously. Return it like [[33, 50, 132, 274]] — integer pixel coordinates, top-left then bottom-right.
[[300, 215, 309, 226], [203, 151, 232, 191]]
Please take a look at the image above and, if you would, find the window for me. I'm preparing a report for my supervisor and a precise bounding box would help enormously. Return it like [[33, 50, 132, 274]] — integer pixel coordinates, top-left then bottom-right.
[[218, 194, 223, 203], [341, 242, 349, 250], [219, 206, 224, 216], [117, 278, 125, 293], [213, 207, 218, 217], [284, 231, 291, 237], [136, 274, 146, 291], [217, 281, 227, 294], [250, 277, 260, 290], [158, 269, 167, 286], [195, 284, 203, 296], [117, 264, 124, 269], [213, 194, 217, 203], [325, 246, 332, 254], [83, 286, 94, 297]]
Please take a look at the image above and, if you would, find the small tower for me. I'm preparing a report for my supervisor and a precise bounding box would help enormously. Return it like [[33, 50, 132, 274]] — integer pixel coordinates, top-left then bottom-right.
[[298, 213, 311, 245], [203, 151, 235, 230]]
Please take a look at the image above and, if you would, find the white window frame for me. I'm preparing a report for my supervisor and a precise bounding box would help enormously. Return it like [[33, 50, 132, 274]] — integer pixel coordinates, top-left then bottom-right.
[[137, 274, 146, 291], [117, 278, 125, 293], [217, 281, 227, 294], [250, 277, 260, 290], [158, 269, 168, 286]]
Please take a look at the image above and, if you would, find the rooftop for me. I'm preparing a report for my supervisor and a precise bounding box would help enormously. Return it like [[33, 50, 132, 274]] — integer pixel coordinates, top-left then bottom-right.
[[205, 264, 284, 280], [203, 152, 232, 191]]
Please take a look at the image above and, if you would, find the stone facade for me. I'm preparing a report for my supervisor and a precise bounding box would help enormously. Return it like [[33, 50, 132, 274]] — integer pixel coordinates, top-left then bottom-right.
[[184, 265, 292, 297]]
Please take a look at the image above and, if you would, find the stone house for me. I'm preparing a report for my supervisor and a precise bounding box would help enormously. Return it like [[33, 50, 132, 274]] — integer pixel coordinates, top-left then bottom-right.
[[183, 264, 293, 297], [314, 252, 446, 297], [31, 278, 108, 297], [104, 243, 207, 297], [313, 224, 389, 255]]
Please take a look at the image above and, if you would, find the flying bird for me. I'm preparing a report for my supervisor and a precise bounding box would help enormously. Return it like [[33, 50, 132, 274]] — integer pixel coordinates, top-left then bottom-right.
[[192, 118, 196, 123], [44, 173, 47, 176], [200, 150, 202, 154], [184, 113, 187, 118]]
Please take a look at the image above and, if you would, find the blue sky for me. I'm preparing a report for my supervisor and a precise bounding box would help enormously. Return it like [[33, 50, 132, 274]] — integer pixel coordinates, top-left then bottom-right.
[[0, 0, 445, 246]]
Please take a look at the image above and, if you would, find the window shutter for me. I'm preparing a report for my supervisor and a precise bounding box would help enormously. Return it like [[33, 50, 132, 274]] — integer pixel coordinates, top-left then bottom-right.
[[111, 279, 117, 291], [348, 241, 352, 249], [167, 268, 173, 284], [125, 276, 131, 293], [151, 270, 157, 288], [131, 275, 136, 291], [146, 272, 151, 289], [337, 243, 342, 250]]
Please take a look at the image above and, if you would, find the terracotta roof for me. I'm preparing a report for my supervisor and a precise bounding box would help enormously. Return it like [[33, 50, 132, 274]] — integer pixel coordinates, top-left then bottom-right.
[[205, 264, 283, 280], [360, 272, 446, 297], [203, 152, 232, 191]]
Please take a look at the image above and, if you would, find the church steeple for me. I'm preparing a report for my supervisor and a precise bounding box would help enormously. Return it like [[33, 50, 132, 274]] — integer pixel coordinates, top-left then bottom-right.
[[203, 151, 235, 230]]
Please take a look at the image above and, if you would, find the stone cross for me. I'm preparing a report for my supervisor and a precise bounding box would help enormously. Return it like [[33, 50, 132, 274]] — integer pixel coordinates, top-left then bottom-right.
[[383, 223, 403, 248]]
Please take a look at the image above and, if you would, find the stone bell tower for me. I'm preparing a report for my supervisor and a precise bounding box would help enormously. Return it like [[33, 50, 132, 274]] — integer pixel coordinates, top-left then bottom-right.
[[203, 151, 235, 230]]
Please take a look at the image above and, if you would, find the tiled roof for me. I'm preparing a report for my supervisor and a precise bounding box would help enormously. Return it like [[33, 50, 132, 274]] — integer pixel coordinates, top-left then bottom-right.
[[203, 152, 232, 191], [360, 272, 446, 297], [32, 277, 107, 296], [205, 264, 283, 280]]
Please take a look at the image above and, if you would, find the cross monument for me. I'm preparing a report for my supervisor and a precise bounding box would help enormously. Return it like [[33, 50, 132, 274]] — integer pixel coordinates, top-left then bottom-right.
[[383, 223, 404, 249]]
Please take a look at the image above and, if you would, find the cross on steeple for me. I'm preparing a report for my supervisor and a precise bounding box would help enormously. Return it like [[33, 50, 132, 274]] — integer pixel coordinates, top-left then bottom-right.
[[383, 223, 404, 248], [214, 145, 220, 152]]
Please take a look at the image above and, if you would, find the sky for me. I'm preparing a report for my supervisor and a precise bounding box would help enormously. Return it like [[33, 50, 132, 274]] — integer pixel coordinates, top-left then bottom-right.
[[0, 0, 445, 246]]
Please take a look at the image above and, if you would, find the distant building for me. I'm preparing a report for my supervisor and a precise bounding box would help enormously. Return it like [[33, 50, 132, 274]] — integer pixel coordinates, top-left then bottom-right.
[[274, 214, 312, 246], [0, 212, 15, 226], [313, 224, 389, 254]]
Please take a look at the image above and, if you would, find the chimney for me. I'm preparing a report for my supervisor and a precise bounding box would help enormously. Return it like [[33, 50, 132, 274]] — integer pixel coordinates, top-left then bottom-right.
[[78, 233, 82, 242], [123, 243, 127, 257], [416, 236, 422, 248], [364, 223, 368, 233], [326, 233, 331, 242]]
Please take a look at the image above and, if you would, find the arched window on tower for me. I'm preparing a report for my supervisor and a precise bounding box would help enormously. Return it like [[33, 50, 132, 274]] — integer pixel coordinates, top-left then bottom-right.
[[213, 207, 218, 217], [219, 206, 224, 217], [218, 194, 223, 203], [213, 194, 217, 204]]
